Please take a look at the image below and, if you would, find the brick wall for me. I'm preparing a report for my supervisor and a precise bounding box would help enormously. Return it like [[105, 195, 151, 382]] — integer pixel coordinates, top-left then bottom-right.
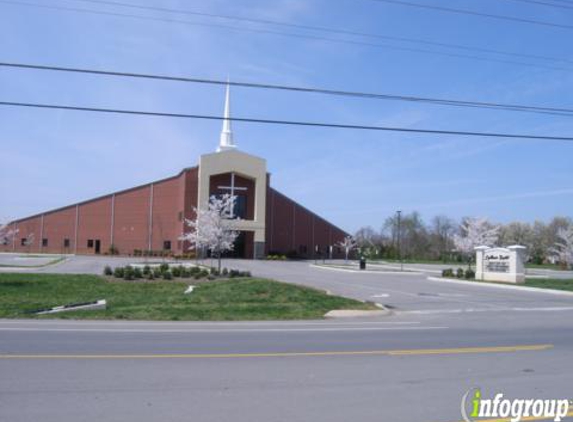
[[265, 187, 347, 258]]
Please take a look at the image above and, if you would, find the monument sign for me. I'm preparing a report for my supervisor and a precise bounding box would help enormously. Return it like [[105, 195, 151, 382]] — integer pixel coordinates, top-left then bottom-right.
[[475, 245, 526, 284]]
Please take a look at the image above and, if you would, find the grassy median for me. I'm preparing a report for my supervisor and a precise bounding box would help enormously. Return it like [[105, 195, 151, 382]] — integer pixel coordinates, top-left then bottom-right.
[[524, 278, 573, 292], [0, 273, 375, 320]]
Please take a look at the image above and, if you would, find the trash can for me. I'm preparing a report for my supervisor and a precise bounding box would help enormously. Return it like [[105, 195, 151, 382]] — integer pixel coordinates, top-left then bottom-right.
[[359, 257, 366, 270]]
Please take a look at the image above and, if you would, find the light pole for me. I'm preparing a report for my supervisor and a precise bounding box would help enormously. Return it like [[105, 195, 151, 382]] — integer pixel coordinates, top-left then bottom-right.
[[397, 210, 403, 272]]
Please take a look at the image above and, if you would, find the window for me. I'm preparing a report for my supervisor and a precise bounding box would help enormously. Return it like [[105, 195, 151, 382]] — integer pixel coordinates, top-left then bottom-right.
[[87, 239, 94, 248], [20, 238, 26, 246], [234, 195, 247, 219], [42, 238, 48, 247], [64, 238, 70, 248], [163, 240, 171, 251]]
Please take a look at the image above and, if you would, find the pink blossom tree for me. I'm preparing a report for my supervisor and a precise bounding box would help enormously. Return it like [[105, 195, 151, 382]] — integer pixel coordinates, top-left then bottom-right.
[[337, 235, 357, 263], [180, 194, 240, 272], [0, 223, 19, 249], [454, 217, 500, 267], [551, 226, 573, 269]]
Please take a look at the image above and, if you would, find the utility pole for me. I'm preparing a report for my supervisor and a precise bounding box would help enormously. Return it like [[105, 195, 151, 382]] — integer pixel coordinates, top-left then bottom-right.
[[397, 210, 403, 272]]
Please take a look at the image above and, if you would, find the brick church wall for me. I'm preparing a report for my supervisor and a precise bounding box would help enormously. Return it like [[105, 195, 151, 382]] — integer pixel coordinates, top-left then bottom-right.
[[265, 187, 347, 259]]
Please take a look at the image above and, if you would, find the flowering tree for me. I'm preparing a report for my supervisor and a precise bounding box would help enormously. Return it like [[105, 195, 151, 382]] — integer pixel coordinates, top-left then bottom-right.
[[180, 194, 240, 272], [454, 217, 500, 267], [551, 226, 573, 269], [0, 224, 18, 247], [337, 235, 357, 262], [23, 233, 35, 253]]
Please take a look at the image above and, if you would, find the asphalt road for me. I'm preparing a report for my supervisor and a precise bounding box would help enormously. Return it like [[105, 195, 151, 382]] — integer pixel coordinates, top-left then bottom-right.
[[1, 316, 572, 422], [2, 256, 573, 421]]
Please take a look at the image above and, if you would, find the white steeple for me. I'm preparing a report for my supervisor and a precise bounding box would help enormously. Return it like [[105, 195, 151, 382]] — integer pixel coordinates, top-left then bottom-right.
[[217, 80, 237, 152]]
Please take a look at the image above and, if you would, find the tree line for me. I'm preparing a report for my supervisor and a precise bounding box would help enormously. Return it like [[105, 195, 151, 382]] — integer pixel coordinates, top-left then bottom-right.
[[354, 213, 573, 266]]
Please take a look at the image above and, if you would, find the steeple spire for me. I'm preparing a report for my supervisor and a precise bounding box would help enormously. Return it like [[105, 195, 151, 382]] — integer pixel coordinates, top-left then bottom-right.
[[217, 80, 237, 152]]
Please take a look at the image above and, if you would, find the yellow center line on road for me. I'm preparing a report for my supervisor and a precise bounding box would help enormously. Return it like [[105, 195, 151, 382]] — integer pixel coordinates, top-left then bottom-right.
[[445, 409, 573, 422], [0, 344, 553, 359]]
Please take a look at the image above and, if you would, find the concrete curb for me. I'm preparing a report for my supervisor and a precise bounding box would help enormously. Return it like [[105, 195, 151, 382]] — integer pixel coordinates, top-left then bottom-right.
[[311, 264, 421, 276], [426, 276, 573, 296], [324, 307, 391, 318], [367, 263, 442, 274], [0, 256, 69, 272], [36, 299, 107, 315]]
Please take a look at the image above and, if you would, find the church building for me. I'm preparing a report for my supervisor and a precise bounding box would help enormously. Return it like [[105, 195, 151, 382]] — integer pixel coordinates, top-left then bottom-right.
[[1, 85, 348, 259]]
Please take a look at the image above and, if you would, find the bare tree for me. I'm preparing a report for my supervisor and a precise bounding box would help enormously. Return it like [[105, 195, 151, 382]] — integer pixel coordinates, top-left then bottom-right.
[[354, 226, 382, 258], [180, 194, 240, 272], [499, 221, 535, 261], [337, 235, 357, 263], [430, 215, 455, 260]]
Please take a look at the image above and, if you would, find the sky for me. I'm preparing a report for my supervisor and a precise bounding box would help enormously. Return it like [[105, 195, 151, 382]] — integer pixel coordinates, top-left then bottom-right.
[[1, 0, 572, 233]]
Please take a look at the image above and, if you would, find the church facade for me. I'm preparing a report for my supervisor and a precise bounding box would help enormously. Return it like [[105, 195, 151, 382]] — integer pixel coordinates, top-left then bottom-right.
[[1, 86, 348, 259]]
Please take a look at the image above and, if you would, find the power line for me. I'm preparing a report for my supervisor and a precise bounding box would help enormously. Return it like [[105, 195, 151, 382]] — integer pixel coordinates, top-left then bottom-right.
[[68, 0, 573, 65], [368, 0, 573, 30], [3, 61, 573, 117], [1, 100, 573, 142], [2, 0, 573, 74], [504, 0, 573, 9]]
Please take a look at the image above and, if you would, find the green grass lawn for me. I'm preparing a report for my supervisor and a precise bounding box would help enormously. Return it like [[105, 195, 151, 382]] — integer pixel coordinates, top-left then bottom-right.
[[376, 259, 567, 271], [524, 278, 573, 292], [0, 273, 375, 320], [525, 263, 567, 270]]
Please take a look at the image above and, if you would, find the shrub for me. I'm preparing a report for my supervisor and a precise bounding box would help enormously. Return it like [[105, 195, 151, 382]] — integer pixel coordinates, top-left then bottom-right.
[[189, 266, 200, 275], [465, 269, 475, 280], [159, 263, 169, 273], [133, 267, 143, 279], [181, 268, 191, 278], [103, 266, 113, 276], [172, 266, 182, 278], [113, 267, 124, 278], [199, 269, 209, 278], [162, 271, 173, 280], [285, 250, 299, 260], [442, 268, 454, 278], [146, 271, 154, 280], [123, 266, 134, 280], [222, 268, 229, 276], [242, 271, 252, 278], [456, 268, 464, 279], [229, 269, 240, 278], [193, 273, 202, 280], [153, 268, 162, 279], [142, 265, 151, 275]]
